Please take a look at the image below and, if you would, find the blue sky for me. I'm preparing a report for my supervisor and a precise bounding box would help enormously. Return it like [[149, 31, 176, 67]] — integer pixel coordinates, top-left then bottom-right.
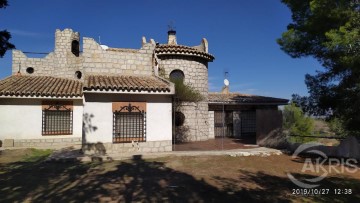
[[0, 0, 324, 99]]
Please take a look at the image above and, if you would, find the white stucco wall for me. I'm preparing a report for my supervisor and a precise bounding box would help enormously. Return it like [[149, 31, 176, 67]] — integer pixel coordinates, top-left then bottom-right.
[[83, 93, 173, 143], [82, 102, 113, 143], [0, 98, 83, 140]]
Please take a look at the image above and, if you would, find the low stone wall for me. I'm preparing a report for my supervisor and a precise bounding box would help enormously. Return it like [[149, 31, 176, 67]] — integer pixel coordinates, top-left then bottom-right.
[[82, 140, 172, 155], [2, 137, 82, 148]]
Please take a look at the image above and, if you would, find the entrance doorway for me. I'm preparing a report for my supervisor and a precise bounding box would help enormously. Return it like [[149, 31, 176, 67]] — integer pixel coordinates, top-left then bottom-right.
[[213, 110, 257, 144], [214, 111, 233, 137]]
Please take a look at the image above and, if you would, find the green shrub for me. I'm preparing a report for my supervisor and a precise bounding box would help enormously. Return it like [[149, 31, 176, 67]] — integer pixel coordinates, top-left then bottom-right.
[[171, 79, 204, 103], [283, 102, 315, 143], [327, 117, 360, 138], [328, 117, 346, 137]]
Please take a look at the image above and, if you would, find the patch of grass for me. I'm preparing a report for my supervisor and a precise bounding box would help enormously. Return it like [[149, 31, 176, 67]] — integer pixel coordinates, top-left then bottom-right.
[[22, 148, 53, 162]]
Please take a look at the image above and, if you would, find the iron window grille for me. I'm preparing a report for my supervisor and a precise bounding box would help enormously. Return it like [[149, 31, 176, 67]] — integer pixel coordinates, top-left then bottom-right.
[[113, 103, 146, 143], [42, 103, 73, 135]]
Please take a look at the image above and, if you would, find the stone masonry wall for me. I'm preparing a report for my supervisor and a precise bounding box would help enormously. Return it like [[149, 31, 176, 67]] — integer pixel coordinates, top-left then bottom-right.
[[82, 38, 155, 76], [82, 140, 172, 155], [12, 28, 155, 80], [3, 137, 82, 148], [158, 55, 209, 141], [12, 29, 83, 79], [158, 56, 208, 94], [12, 50, 57, 76], [53, 29, 83, 78], [176, 102, 209, 141]]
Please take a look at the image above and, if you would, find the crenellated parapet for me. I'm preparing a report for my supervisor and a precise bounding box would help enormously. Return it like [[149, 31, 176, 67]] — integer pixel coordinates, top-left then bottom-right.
[[11, 28, 160, 80], [82, 36, 156, 76]]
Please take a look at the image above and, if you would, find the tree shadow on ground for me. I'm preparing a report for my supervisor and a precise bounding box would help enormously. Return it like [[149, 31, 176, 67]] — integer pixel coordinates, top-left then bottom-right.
[[0, 155, 232, 202], [1, 155, 360, 202]]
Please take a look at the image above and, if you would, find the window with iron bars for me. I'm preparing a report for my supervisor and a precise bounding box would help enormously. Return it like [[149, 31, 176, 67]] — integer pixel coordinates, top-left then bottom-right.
[[113, 103, 146, 143], [42, 102, 73, 135]]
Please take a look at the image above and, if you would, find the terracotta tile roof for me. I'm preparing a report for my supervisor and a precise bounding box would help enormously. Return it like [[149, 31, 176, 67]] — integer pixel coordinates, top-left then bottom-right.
[[208, 93, 289, 105], [155, 44, 215, 61], [84, 75, 172, 92], [0, 75, 83, 98]]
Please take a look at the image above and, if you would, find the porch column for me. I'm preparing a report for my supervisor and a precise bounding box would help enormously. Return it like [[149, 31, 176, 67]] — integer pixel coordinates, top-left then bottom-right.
[[233, 111, 241, 138]]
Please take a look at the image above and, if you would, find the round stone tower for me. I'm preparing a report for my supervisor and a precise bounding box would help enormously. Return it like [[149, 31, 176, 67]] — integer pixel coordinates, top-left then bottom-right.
[[155, 30, 215, 141]]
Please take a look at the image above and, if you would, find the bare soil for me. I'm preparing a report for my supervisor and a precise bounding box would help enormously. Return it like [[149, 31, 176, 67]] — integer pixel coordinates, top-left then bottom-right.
[[0, 149, 36, 163], [174, 137, 257, 151], [0, 148, 359, 202]]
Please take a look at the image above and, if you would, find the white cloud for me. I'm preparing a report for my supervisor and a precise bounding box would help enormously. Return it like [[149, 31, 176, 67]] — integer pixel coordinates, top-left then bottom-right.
[[9, 29, 44, 37]]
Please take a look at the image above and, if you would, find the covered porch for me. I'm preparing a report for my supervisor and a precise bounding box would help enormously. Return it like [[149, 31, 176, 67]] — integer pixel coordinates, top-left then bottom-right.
[[208, 92, 288, 145]]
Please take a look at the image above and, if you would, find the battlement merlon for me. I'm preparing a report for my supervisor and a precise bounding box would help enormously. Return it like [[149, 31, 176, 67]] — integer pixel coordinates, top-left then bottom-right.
[[192, 38, 209, 53], [54, 28, 80, 54]]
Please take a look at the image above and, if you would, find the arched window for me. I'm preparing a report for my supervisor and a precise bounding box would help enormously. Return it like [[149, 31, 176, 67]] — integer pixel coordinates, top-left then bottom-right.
[[71, 40, 80, 57], [175, 112, 185, 126], [169, 69, 184, 82]]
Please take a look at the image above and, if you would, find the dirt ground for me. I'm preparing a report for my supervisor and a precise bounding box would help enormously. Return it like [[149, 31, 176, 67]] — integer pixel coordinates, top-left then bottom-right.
[[0, 148, 35, 163], [174, 137, 257, 151], [1, 148, 360, 202]]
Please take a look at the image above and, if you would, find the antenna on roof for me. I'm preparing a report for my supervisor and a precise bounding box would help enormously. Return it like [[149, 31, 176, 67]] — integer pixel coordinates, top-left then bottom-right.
[[98, 36, 101, 44], [221, 70, 230, 94], [224, 71, 229, 86]]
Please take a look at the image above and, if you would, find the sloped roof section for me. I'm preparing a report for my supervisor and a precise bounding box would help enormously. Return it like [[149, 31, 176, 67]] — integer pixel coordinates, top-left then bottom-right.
[[0, 75, 83, 98], [155, 44, 215, 61], [208, 93, 289, 105], [84, 75, 172, 93]]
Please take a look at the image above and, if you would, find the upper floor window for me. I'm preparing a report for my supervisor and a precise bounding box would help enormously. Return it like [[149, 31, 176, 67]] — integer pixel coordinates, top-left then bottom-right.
[[169, 69, 185, 82], [71, 40, 80, 57]]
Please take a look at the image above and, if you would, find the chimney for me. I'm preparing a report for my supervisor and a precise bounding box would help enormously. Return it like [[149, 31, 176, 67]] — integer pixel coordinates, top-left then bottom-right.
[[167, 30, 177, 45], [221, 86, 230, 94]]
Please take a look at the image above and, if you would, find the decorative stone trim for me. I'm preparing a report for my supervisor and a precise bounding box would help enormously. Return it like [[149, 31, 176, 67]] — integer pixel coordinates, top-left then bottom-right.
[[82, 140, 172, 155], [7, 137, 82, 148]]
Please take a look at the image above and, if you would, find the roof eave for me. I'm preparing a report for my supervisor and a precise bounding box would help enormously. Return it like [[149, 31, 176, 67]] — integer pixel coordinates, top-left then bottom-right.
[[155, 52, 214, 62], [0, 95, 83, 99], [208, 101, 289, 105], [83, 89, 175, 95]]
